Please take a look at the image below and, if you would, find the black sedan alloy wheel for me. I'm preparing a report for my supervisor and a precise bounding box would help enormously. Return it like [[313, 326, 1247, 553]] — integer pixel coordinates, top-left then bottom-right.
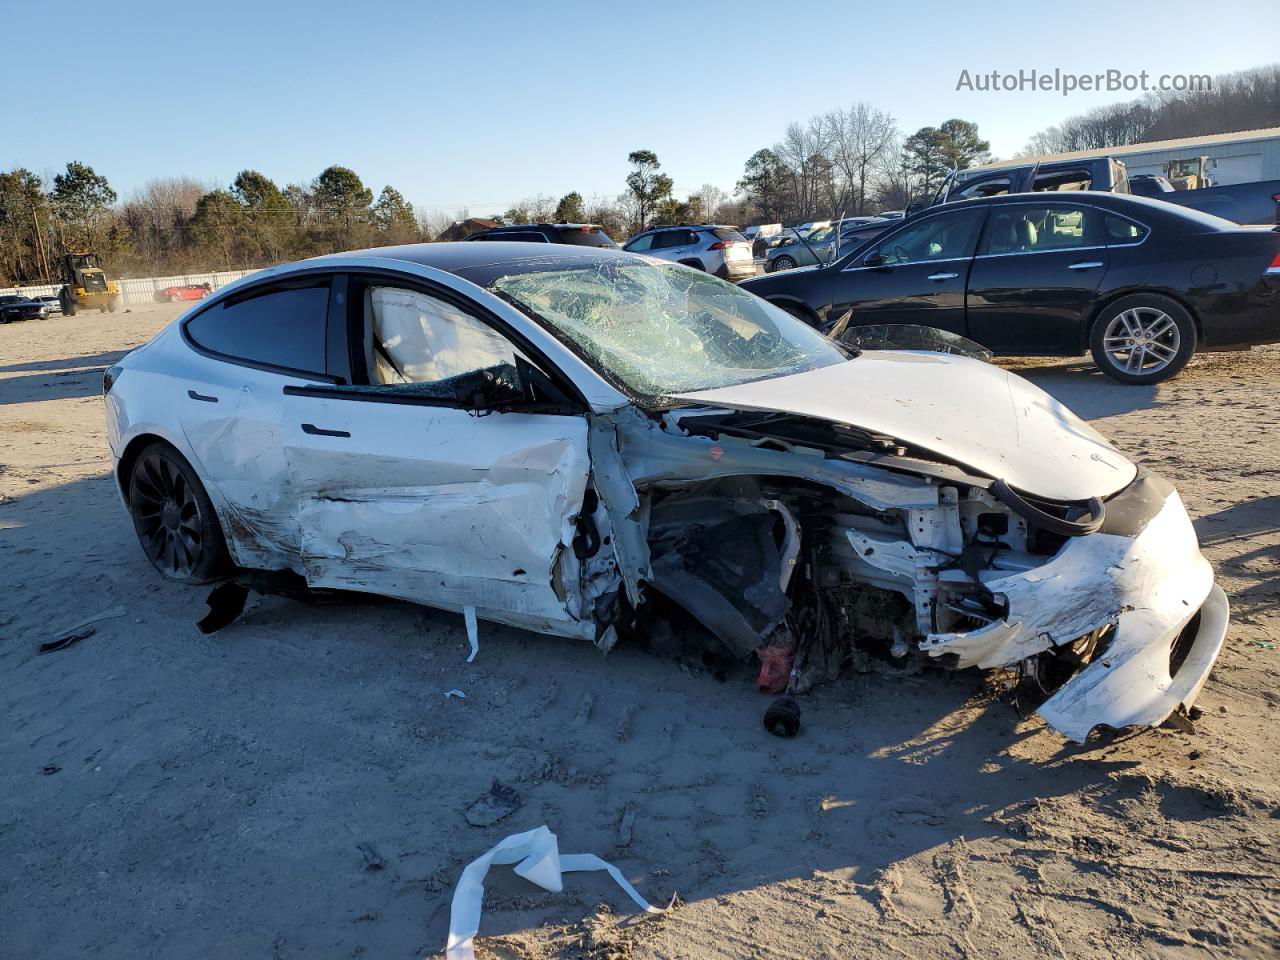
[[128, 443, 230, 582]]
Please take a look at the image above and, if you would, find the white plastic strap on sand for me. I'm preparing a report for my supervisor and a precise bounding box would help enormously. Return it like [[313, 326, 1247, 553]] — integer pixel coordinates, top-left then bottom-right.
[[445, 824, 669, 960], [463, 605, 479, 663]]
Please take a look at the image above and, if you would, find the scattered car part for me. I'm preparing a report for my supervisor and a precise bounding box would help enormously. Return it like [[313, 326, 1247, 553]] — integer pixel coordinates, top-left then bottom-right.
[[446, 825, 670, 960], [38, 625, 95, 655], [463, 780, 524, 827], [196, 581, 251, 634], [763, 695, 802, 737]]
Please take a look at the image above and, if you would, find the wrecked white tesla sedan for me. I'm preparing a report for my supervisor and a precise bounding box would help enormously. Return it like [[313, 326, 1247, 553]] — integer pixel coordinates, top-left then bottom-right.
[[104, 243, 1227, 742]]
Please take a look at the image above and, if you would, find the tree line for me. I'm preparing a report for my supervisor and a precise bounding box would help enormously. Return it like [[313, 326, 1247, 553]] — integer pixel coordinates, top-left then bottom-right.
[[0, 164, 422, 286], [5, 63, 1272, 286], [1021, 64, 1280, 155]]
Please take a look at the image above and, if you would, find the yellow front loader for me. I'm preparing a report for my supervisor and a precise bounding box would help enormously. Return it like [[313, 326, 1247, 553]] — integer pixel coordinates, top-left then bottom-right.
[[57, 252, 121, 316]]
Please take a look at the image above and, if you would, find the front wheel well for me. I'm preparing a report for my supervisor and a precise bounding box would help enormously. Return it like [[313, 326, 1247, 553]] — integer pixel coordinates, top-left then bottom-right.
[[1083, 288, 1204, 351], [766, 297, 821, 328]]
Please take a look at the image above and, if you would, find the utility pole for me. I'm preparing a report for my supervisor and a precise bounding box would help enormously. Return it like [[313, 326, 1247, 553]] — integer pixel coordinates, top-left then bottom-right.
[[31, 206, 52, 280]]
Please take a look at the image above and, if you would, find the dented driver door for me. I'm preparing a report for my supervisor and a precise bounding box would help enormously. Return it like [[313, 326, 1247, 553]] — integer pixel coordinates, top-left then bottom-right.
[[280, 391, 590, 636], [278, 279, 593, 638]]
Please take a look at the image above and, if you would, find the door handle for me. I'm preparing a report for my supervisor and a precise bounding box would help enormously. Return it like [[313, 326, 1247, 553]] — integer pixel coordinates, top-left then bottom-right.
[[1067, 260, 1104, 270], [301, 423, 350, 438], [927, 272, 959, 281], [187, 389, 218, 403]]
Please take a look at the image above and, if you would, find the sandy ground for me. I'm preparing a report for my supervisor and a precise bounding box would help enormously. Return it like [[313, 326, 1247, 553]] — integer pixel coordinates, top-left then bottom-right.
[[2, 305, 1278, 960]]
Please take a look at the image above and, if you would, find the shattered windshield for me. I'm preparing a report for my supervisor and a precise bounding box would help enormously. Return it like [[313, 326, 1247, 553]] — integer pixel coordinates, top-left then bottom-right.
[[477, 259, 848, 396]]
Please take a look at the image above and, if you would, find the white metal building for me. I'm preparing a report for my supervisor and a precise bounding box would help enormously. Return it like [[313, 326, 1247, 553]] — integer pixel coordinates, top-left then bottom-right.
[[982, 127, 1280, 185]]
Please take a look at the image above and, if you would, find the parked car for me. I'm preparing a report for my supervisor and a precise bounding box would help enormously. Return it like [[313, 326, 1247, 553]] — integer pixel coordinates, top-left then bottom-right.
[[767, 218, 891, 272], [622, 224, 754, 280], [937, 156, 1130, 207], [742, 192, 1280, 384], [0, 294, 47, 322], [103, 241, 1227, 743], [466, 223, 617, 248], [30, 294, 63, 315], [156, 283, 213, 303], [940, 156, 1280, 226]]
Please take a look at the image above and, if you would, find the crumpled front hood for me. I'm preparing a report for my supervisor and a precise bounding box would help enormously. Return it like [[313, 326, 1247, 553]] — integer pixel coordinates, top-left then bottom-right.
[[672, 351, 1136, 501]]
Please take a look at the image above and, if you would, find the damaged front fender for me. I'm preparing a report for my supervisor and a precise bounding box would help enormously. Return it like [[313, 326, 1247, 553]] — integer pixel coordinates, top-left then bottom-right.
[[921, 489, 1226, 742]]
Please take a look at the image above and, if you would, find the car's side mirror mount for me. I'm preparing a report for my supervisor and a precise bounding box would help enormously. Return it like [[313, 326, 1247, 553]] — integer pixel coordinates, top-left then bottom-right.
[[905, 201, 925, 217], [862, 251, 884, 267]]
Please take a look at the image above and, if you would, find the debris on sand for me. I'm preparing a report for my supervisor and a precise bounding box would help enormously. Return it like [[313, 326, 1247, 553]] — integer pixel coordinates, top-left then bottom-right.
[[464, 780, 523, 827], [39, 625, 95, 655], [39, 604, 127, 654], [446, 824, 671, 960]]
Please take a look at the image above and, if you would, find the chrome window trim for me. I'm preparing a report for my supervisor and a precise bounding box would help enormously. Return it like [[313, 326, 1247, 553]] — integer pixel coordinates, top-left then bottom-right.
[[843, 255, 974, 273], [977, 198, 1151, 256]]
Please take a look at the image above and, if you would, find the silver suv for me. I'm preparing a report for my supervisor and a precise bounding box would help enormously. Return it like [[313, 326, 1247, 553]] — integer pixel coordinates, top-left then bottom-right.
[[622, 224, 755, 280]]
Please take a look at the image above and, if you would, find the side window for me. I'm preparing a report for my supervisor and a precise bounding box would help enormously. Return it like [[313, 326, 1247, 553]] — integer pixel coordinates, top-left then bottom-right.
[[1033, 169, 1093, 191], [877, 209, 986, 266], [953, 177, 1010, 200], [1105, 214, 1148, 244], [625, 233, 654, 252], [186, 282, 329, 374], [649, 231, 678, 250], [360, 285, 529, 404], [981, 205, 1099, 256]]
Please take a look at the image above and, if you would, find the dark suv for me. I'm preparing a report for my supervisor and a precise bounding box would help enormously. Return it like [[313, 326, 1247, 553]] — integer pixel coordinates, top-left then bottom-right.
[[466, 223, 617, 248]]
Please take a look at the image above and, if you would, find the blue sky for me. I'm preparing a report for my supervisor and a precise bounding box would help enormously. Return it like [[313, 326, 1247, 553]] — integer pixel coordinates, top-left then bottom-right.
[[4, 0, 1275, 216]]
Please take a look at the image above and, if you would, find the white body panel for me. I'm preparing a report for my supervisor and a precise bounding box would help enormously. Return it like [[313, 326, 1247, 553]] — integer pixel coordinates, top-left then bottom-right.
[[280, 395, 591, 636], [103, 248, 1227, 744], [674, 351, 1136, 501]]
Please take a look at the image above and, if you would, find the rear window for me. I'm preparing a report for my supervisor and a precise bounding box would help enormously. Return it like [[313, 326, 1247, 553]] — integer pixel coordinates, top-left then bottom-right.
[[711, 228, 746, 242], [554, 226, 615, 247], [474, 231, 547, 242], [186, 282, 329, 374]]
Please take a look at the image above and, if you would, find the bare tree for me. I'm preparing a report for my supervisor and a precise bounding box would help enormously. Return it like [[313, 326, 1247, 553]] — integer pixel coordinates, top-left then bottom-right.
[[774, 117, 836, 221], [830, 103, 899, 214]]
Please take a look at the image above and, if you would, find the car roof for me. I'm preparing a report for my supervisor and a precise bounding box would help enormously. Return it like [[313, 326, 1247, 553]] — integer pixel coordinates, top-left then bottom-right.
[[633, 223, 736, 234], [309, 241, 641, 276], [480, 222, 603, 231]]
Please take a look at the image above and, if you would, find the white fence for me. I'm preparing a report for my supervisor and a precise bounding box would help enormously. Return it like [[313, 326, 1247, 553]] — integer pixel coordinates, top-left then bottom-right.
[[1, 268, 263, 308]]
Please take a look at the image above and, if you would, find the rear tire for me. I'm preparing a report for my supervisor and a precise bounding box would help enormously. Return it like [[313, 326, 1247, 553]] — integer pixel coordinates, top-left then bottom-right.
[[127, 442, 231, 583], [1090, 293, 1197, 385]]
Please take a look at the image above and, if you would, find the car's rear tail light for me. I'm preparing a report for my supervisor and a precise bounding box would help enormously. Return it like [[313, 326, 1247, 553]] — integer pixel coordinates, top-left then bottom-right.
[[1268, 250, 1280, 274], [103, 364, 123, 395], [708, 240, 729, 250]]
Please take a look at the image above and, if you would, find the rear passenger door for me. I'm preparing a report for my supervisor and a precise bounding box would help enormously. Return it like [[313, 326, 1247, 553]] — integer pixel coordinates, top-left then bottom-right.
[[178, 275, 338, 571], [965, 201, 1109, 354], [280, 276, 592, 636], [651, 229, 699, 265]]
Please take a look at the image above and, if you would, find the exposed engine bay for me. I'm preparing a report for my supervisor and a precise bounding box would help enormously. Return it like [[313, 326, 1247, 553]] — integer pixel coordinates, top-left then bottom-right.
[[578, 404, 1227, 744]]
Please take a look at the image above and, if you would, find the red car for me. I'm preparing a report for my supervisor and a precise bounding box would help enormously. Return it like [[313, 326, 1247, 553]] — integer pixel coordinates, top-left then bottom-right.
[[155, 283, 213, 303]]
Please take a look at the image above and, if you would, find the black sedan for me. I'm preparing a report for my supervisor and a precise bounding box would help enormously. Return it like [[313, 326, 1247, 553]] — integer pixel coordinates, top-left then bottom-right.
[[0, 294, 48, 323], [741, 192, 1280, 384]]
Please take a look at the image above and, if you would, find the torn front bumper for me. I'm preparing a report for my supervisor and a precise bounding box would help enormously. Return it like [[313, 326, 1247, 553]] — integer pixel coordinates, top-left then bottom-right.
[[920, 489, 1228, 742]]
